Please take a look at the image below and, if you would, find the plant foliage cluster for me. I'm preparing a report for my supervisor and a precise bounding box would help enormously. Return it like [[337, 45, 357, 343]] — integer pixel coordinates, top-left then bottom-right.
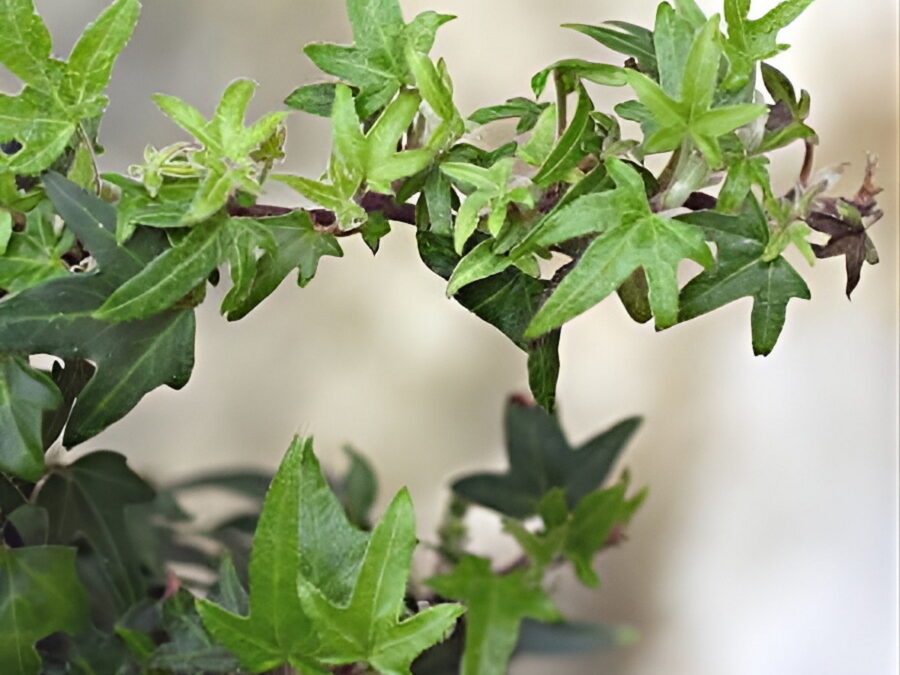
[[0, 0, 884, 673]]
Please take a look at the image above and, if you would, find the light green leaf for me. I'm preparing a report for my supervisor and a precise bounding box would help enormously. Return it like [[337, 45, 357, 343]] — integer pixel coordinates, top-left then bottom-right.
[[723, 0, 816, 89], [60, 0, 140, 108], [427, 556, 559, 675], [533, 86, 593, 186], [299, 488, 463, 674], [527, 158, 712, 334], [517, 105, 557, 167], [284, 82, 338, 117], [0, 354, 61, 480], [0, 0, 55, 91], [0, 545, 88, 675], [653, 2, 695, 99], [563, 21, 657, 74], [197, 438, 324, 673]]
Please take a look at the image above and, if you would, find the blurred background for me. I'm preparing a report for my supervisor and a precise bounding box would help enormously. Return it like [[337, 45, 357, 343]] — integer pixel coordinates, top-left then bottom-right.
[[28, 1, 899, 673]]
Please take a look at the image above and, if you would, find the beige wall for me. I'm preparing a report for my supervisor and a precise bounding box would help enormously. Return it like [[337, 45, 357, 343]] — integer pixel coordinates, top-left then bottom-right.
[[32, 1, 899, 673]]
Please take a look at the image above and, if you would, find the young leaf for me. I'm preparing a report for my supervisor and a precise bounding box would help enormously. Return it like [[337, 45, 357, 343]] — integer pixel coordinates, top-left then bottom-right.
[[678, 198, 810, 355], [0, 0, 55, 91], [626, 16, 767, 167], [469, 98, 550, 134], [723, 0, 816, 90], [526, 158, 713, 336], [35, 451, 157, 613], [152, 80, 288, 223], [285, 82, 338, 117], [446, 239, 514, 297], [298, 489, 464, 674], [0, 174, 196, 446], [0, 353, 61, 480], [59, 0, 141, 108], [452, 398, 641, 518], [427, 556, 559, 675], [303, 0, 453, 118], [0, 545, 88, 675], [532, 86, 594, 186]]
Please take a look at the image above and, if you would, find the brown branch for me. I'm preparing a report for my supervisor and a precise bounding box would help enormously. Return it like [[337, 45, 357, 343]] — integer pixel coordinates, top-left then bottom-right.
[[226, 192, 417, 229]]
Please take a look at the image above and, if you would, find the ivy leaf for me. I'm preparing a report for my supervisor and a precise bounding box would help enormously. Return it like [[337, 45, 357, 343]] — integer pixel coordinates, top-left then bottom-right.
[[303, 0, 454, 118], [275, 85, 432, 228], [58, 0, 141, 109], [223, 211, 343, 322], [505, 481, 645, 586], [807, 161, 882, 297], [453, 398, 641, 519], [563, 21, 657, 74], [333, 446, 379, 529], [427, 556, 559, 675], [0, 202, 73, 294], [0, 0, 140, 175], [35, 451, 157, 616], [530, 61, 625, 99], [152, 79, 287, 223], [0, 174, 196, 446], [0, 353, 61, 480], [40, 358, 94, 450], [723, 0, 816, 90], [678, 197, 811, 355], [527, 157, 713, 336], [197, 437, 370, 673], [0, 545, 89, 675], [299, 489, 464, 674], [626, 16, 767, 167], [653, 2, 696, 99]]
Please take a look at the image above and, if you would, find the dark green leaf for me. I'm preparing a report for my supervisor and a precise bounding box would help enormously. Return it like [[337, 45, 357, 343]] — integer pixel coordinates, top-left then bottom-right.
[[453, 398, 641, 518]]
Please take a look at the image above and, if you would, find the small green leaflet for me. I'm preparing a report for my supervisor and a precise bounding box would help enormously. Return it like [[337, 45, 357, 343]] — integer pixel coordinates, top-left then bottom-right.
[[441, 157, 534, 253], [505, 481, 645, 587], [298, 489, 464, 674], [197, 437, 372, 671], [0, 174, 196, 446], [0, 545, 88, 675], [722, 0, 816, 90], [625, 16, 766, 167], [758, 63, 816, 152], [285, 82, 339, 117], [678, 197, 810, 355], [527, 157, 713, 336], [0, 201, 73, 293], [427, 556, 559, 675], [275, 85, 433, 228], [0, 354, 61, 480], [530, 60, 626, 99], [453, 398, 641, 519], [35, 451, 156, 614], [152, 79, 287, 223], [0, 0, 140, 174], [302, 0, 454, 118]]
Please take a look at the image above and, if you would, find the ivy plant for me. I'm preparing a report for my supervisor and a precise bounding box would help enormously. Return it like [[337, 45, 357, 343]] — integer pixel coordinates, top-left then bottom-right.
[[0, 0, 886, 673]]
